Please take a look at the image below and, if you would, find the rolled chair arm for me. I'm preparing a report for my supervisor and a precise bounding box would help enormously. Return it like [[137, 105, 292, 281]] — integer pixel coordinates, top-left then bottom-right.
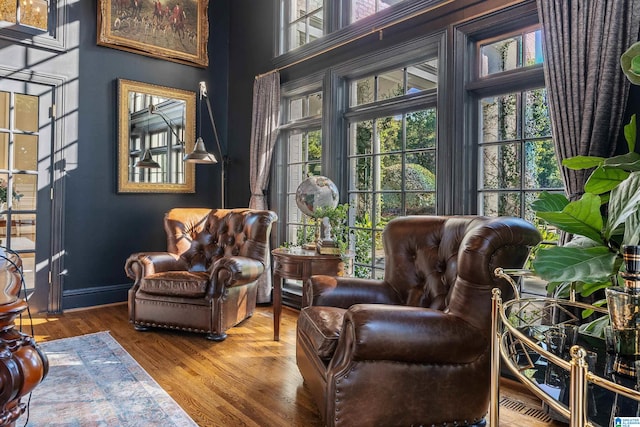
[[334, 304, 486, 365], [124, 252, 185, 281], [207, 256, 265, 299], [305, 276, 402, 308]]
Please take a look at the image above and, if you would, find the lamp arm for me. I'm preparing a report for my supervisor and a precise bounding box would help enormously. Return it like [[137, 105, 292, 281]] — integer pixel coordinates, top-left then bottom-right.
[[149, 104, 184, 143], [200, 83, 227, 209], [202, 93, 225, 165]]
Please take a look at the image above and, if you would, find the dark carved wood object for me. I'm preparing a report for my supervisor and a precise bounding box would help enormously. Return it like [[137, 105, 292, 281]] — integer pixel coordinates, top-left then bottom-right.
[[0, 249, 48, 426]]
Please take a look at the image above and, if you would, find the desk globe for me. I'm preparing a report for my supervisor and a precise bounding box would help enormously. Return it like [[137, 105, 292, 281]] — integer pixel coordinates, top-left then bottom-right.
[[295, 176, 339, 252]]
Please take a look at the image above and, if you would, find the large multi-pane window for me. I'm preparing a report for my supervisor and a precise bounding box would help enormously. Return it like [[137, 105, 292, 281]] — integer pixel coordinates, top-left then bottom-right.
[[347, 57, 438, 278], [475, 28, 562, 223], [275, 5, 561, 301], [283, 91, 323, 246], [283, 0, 324, 52], [279, 0, 411, 53]]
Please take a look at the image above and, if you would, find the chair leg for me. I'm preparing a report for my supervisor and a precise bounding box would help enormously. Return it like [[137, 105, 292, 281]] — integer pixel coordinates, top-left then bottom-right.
[[133, 324, 150, 332], [206, 332, 227, 341]]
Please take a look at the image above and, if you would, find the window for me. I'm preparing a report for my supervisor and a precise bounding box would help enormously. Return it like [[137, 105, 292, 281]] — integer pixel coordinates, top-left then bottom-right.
[[0, 0, 49, 31], [479, 29, 543, 77], [282, 90, 323, 247], [352, 59, 437, 105], [0, 0, 66, 50], [278, 0, 413, 54], [473, 28, 563, 223], [346, 57, 438, 278], [274, 3, 558, 303], [283, 0, 325, 52], [350, 0, 407, 24]]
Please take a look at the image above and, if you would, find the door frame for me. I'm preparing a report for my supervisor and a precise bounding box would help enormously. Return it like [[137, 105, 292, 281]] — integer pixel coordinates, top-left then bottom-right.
[[0, 66, 66, 314]]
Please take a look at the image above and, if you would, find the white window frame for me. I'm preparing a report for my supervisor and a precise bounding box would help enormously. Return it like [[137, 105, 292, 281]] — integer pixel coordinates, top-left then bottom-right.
[[0, 0, 67, 50]]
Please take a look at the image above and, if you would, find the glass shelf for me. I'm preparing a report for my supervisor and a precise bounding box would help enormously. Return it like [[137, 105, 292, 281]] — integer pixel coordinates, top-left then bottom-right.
[[491, 289, 640, 426]]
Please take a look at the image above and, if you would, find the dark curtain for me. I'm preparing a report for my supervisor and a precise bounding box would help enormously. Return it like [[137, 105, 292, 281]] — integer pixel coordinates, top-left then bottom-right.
[[249, 71, 280, 303], [537, 0, 640, 201], [249, 71, 281, 211]]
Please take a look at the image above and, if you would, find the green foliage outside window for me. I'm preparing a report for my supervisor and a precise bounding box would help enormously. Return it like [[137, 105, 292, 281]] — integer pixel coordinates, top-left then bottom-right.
[[381, 163, 435, 213]]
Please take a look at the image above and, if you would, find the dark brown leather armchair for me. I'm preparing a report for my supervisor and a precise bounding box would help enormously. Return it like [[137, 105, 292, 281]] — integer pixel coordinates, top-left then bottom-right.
[[296, 215, 541, 427], [125, 208, 277, 341]]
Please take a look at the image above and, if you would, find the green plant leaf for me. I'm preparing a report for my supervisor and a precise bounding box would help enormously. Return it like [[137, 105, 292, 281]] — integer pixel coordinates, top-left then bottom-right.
[[633, 55, 640, 74], [580, 280, 612, 297], [603, 152, 640, 170], [582, 308, 595, 319], [621, 42, 640, 85], [545, 281, 562, 296], [606, 171, 640, 240], [578, 315, 610, 338], [564, 235, 601, 249], [535, 193, 603, 244], [530, 192, 569, 212], [562, 156, 605, 170], [624, 114, 637, 153], [583, 166, 630, 194], [532, 245, 617, 283], [632, 55, 640, 78], [623, 209, 640, 246]]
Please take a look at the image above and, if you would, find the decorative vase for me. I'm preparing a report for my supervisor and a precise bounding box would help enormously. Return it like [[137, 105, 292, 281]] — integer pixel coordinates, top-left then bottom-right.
[[0, 247, 48, 425], [605, 245, 640, 376]]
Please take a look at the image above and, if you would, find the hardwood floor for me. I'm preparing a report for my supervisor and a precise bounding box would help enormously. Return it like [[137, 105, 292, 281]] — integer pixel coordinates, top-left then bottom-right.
[[20, 303, 567, 427]]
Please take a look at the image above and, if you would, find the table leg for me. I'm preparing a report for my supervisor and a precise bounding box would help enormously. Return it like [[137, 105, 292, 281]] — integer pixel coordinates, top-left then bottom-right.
[[273, 272, 281, 341]]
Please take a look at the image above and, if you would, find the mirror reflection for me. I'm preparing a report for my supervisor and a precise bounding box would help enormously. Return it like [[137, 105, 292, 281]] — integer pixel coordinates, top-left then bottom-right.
[[118, 79, 195, 193]]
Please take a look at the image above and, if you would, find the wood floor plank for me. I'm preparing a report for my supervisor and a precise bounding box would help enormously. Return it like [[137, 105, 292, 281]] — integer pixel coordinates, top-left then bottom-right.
[[19, 303, 565, 427]]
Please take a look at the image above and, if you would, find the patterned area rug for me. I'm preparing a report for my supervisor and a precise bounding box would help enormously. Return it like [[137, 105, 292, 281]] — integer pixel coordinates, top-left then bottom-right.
[[25, 331, 198, 427]]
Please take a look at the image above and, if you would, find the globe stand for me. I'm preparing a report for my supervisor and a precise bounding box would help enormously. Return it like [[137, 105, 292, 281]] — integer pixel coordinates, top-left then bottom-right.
[[295, 176, 340, 253], [317, 216, 340, 255]]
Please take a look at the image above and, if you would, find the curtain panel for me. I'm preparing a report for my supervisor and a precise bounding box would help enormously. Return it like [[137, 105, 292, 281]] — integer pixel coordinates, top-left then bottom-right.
[[249, 71, 281, 303], [537, 0, 640, 201]]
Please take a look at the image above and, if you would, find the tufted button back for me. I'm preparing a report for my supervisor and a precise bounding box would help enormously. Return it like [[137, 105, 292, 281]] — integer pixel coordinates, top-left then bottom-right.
[[382, 215, 540, 321], [164, 208, 278, 272]]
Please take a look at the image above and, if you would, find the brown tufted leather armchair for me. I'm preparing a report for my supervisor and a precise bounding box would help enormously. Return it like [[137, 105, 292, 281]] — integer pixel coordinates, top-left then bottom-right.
[[296, 215, 541, 427], [125, 208, 277, 341]]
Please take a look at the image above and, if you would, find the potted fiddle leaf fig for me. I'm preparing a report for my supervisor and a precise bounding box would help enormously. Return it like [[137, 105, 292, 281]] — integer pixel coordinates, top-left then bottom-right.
[[531, 42, 640, 348], [530, 41, 640, 340], [531, 116, 640, 298]]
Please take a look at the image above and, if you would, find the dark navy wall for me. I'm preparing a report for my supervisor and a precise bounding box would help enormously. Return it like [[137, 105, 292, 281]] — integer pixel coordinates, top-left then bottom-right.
[[62, 1, 231, 309], [226, 1, 277, 207]]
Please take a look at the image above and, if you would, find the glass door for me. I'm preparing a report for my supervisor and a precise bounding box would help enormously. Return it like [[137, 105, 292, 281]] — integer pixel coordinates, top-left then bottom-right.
[[0, 79, 53, 312]]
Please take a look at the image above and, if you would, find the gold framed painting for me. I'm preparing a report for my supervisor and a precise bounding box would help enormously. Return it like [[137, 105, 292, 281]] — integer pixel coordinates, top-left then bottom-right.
[[97, 0, 209, 67]]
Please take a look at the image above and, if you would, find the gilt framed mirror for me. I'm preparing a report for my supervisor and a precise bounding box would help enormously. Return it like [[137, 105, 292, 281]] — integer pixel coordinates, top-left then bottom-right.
[[117, 79, 196, 193]]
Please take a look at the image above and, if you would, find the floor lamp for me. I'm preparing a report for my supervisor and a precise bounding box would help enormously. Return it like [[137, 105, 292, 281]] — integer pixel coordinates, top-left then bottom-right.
[[184, 81, 226, 209]]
